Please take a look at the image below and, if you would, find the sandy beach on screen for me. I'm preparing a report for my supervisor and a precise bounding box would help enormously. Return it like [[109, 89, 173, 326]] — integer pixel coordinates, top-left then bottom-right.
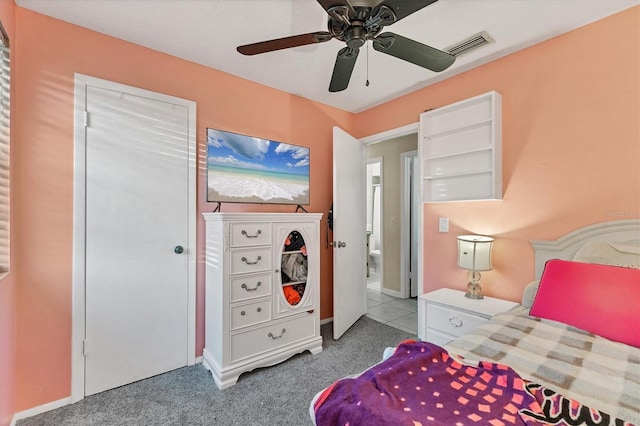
[[208, 169, 309, 204]]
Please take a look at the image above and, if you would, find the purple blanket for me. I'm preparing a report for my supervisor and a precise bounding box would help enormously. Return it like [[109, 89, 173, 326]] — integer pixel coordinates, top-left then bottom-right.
[[314, 340, 633, 426]]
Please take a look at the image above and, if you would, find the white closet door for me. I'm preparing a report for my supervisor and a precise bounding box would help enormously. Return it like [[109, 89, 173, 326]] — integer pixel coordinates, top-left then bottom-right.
[[84, 86, 189, 395]]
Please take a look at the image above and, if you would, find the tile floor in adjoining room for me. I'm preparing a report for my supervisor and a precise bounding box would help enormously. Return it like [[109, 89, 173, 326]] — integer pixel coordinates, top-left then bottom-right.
[[366, 275, 418, 335]]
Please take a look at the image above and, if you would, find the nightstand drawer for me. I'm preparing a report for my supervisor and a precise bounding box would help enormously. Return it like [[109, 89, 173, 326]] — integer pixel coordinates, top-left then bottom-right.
[[425, 328, 457, 346], [426, 303, 488, 338]]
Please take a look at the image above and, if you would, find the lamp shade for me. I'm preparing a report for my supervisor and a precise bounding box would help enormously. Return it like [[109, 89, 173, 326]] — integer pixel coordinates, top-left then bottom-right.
[[457, 235, 493, 271]]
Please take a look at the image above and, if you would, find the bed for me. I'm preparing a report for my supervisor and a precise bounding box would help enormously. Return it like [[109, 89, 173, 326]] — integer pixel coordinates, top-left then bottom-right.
[[311, 219, 640, 425]]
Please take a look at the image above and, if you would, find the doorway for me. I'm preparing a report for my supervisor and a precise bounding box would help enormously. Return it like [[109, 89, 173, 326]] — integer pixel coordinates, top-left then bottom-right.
[[363, 131, 419, 334], [72, 75, 197, 401], [366, 158, 383, 292]]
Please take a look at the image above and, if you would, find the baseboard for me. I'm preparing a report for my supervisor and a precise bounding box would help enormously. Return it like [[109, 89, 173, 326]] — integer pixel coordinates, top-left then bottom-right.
[[10, 396, 71, 426], [380, 287, 403, 298], [319, 317, 333, 325], [10, 356, 204, 425]]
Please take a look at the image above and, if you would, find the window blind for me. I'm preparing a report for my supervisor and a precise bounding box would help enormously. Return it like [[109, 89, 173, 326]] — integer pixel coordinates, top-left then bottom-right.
[[0, 33, 10, 274]]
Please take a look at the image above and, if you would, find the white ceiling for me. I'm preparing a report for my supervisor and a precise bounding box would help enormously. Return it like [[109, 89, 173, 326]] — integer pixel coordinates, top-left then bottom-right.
[[16, 0, 639, 113]]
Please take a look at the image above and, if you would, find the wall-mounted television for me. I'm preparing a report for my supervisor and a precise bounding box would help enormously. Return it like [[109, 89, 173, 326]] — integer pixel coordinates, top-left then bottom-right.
[[206, 128, 310, 205]]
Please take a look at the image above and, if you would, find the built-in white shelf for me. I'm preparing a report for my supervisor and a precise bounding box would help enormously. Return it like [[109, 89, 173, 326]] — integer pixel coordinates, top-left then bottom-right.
[[420, 91, 502, 202]]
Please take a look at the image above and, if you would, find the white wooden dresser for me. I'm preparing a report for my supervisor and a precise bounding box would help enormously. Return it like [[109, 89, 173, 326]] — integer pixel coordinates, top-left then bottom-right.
[[202, 212, 323, 389]]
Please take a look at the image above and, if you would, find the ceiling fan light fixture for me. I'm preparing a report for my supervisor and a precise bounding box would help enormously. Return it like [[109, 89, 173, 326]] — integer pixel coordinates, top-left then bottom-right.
[[445, 31, 495, 57], [345, 25, 367, 48], [238, 0, 450, 92]]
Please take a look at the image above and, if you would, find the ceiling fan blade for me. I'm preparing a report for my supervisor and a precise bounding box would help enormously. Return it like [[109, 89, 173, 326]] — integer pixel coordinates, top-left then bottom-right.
[[237, 32, 332, 55], [329, 47, 359, 92], [373, 0, 438, 23], [317, 0, 356, 25], [372, 32, 455, 72]]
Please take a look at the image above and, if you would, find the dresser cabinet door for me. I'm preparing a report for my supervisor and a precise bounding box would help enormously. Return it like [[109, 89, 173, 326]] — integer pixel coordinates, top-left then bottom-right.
[[273, 222, 316, 317]]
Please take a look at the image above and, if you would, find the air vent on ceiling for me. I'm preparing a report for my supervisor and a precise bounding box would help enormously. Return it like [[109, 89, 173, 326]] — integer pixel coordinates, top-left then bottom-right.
[[445, 31, 495, 57]]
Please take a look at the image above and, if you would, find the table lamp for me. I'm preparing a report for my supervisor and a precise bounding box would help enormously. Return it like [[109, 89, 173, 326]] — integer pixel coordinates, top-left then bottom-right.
[[457, 235, 494, 299]]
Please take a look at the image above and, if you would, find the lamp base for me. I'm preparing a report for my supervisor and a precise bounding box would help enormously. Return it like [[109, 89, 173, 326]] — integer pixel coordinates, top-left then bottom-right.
[[465, 291, 484, 300], [465, 271, 484, 299]]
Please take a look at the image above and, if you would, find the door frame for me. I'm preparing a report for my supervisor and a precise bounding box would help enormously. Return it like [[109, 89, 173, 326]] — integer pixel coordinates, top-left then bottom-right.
[[361, 123, 421, 299], [401, 150, 419, 298], [71, 74, 197, 402]]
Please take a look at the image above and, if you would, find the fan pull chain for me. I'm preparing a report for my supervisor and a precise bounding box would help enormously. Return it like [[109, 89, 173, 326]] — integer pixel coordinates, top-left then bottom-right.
[[365, 42, 370, 87]]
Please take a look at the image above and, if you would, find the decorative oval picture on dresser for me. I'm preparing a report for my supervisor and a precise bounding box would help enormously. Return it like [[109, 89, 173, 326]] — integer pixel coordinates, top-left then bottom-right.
[[280, 231, 307, 306]]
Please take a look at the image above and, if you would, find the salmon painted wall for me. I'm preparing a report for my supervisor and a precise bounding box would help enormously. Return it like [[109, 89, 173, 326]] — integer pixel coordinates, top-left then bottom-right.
[[0, 0, 16, 424], [353, 6, 640, 302], [9, 2, 640, 417], [13, 6, 351, 410]]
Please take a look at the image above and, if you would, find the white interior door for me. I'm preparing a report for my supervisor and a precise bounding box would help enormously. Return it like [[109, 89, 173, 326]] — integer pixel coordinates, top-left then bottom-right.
[[84, 86, 190, 395], [333, 127, 367, 339]]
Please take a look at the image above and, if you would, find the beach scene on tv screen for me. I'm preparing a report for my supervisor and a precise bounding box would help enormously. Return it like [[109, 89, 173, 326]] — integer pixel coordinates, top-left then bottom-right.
[[207, 128, 310, 205]]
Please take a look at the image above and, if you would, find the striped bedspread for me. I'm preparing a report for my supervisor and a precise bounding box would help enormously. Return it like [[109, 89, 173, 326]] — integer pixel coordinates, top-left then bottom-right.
[[444, 307, 640, 424]]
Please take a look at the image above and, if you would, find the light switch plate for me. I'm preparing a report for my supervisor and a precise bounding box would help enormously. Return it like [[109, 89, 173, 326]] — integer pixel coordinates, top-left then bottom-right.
[[438, 218, 449, 233]]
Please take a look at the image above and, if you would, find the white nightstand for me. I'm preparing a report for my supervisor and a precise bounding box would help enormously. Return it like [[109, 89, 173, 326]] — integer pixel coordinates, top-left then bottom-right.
[[418, 288, 518, 345]]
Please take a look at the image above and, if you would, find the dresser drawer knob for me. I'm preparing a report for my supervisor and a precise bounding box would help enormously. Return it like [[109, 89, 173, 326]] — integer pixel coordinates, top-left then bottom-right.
[[241, 281, 262, 291], [448, 315, 463, 328], [257, 307, 262, 313], [268, 328, 286, 340], [240, 310, 246, 316], [241, 229, 262, 239], [241, 256, 262, 265]]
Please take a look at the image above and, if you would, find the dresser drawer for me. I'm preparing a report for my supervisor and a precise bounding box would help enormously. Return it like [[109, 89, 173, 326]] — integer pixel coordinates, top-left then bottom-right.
[[230, 274, 271, 303], [230, 222, 271, 247], [230, 300, 271, 330], [230, 248, 271, 275], [426, 303, 488, 338], [229, 313, 316, 363]]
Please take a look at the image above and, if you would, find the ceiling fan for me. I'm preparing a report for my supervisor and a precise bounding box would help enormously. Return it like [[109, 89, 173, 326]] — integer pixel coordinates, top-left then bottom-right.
[[237, 0, 456, 92]]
